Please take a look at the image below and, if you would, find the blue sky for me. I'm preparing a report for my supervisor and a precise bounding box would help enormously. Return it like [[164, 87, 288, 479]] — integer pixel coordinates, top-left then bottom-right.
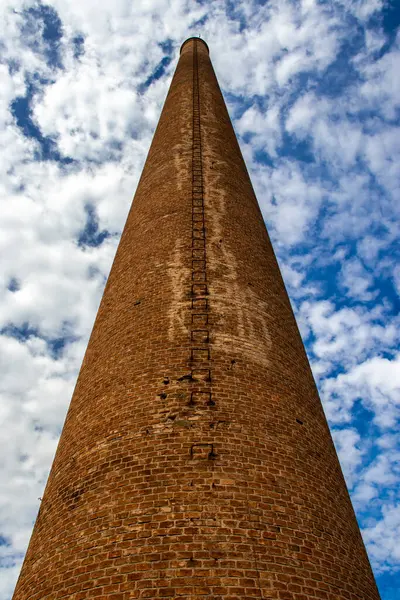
[[0, 1, 399, 598]]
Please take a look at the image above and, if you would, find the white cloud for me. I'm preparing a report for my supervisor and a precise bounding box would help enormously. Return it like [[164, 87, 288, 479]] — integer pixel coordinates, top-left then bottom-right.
[[363, 504, 400, 573], [300, 300, 398, 370], [332, 427, 365, 487], [358, 33, 400, 120], [235, 103, 282, 158], [0, 334, 78, 596], [250, 160, 324, 247], [357, 235, 385, 266], [339, 257, 379, 302], [322, 354, 400, 428], [393, 265, 400, 298]]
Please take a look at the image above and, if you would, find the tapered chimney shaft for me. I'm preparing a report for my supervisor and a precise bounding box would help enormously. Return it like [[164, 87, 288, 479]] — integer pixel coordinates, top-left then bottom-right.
[[13, 38, 380, 600]]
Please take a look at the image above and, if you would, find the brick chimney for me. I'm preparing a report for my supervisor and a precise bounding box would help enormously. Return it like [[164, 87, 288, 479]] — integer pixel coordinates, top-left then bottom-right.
[[13, 37, 381, 600]]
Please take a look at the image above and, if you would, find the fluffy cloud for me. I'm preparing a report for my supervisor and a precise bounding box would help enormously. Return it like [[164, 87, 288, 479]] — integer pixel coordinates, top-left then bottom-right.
[[364, 504, 400, 573], [300, 300, 398, 372], [331, 427, 365, 487], [323, 354, 400, 428]]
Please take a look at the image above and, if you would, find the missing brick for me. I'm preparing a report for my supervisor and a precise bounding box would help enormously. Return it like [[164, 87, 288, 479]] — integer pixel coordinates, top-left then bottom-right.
[[177, 373, 194, 383], [68, 488, 84, 510], [175, 420, 192, 428], [210, 420, 228, 429]]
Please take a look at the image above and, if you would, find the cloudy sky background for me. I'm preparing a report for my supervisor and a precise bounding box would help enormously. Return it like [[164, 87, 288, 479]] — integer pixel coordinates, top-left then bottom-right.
[[0, 0, 399, 598]]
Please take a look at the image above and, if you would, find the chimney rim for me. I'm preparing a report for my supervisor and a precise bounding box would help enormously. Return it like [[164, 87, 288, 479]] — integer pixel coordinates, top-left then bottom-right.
[[180, 37, 209, 55]]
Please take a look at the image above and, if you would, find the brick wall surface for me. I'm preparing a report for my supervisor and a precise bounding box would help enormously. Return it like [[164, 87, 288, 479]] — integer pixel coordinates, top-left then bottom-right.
[[13, 38, 381, 600]]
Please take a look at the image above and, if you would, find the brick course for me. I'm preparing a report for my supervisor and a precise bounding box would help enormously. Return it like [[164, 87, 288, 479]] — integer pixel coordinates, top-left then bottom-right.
[[12, 38, 381, 600]]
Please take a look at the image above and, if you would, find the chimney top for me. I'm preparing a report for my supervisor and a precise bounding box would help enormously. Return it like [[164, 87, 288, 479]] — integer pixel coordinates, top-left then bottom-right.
[[180, 37, 209, 55]]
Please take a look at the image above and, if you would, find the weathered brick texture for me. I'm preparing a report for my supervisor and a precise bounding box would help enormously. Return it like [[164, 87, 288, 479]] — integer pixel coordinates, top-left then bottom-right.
[[13, 38, 380, 600]]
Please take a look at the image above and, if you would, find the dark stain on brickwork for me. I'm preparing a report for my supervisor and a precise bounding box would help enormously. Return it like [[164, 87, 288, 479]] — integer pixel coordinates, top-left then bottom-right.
[[177, 373, 194, 382]]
